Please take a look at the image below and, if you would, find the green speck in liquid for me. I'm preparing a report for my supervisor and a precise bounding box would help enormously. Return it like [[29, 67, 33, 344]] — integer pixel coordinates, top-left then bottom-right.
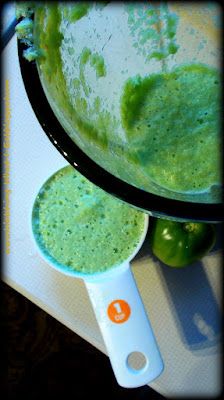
[[90, 53, 106, 78]]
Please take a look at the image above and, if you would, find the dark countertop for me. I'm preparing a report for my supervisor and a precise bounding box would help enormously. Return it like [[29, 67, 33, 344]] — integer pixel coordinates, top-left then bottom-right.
[[1, 282, 165, 400]]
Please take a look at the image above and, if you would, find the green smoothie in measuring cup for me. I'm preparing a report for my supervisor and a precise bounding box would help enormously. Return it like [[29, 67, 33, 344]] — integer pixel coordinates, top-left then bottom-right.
[[32, 166, 146, 274]]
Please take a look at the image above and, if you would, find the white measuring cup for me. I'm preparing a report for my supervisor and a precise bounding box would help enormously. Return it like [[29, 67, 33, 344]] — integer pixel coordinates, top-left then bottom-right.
[[31, 185, 164, 388]]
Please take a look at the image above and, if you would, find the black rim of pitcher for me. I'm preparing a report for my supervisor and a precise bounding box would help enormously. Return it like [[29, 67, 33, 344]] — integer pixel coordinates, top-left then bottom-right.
[[17, 39, 223, 222]]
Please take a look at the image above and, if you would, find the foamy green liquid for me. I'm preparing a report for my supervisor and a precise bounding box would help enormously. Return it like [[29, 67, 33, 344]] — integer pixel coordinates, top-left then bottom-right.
[[32, 166, 145, 274]]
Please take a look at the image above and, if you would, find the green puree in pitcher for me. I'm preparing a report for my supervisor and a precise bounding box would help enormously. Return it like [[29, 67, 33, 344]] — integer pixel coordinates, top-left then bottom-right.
[[121, 64, 221, 194], [33, 8, 220, 197], [32, 166, 145, 274], [17, 3, 221, 200]]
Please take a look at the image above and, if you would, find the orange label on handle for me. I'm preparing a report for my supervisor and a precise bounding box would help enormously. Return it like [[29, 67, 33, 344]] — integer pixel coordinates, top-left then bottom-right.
[[107, 299, 131, 323]]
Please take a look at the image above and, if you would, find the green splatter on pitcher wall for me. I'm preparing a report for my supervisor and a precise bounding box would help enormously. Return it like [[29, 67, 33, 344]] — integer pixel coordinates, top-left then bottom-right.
[[17, 2, 222, 203]]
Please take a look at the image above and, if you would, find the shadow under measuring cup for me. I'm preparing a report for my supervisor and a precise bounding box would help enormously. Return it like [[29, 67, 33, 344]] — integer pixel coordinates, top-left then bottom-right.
[[31, 169, 164, 388]]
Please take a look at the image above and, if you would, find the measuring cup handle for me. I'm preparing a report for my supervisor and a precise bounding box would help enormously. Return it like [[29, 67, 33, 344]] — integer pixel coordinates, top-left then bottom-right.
[[85, 263, 164, 388]]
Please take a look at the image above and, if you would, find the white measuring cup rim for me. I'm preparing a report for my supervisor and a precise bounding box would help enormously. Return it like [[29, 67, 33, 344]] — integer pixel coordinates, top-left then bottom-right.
[[30, 166, 149, 281]]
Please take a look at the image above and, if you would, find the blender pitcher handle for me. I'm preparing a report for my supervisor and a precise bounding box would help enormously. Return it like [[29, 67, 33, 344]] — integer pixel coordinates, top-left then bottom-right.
[[85, 263, 164, 388]]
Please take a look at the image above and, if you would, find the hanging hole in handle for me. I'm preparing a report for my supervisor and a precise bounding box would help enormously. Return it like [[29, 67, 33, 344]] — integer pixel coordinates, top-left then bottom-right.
[[126, 351, 148, 373]]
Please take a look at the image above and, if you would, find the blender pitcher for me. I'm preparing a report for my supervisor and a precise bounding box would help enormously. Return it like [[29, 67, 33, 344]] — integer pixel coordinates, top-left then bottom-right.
[[17, 1, 222, 221]]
